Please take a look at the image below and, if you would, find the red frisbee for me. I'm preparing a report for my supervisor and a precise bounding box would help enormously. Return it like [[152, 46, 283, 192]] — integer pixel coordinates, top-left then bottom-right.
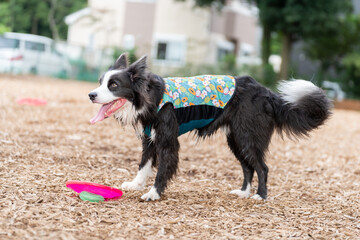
[[66, 180, 123, 199], [17, 98, 47, 106]]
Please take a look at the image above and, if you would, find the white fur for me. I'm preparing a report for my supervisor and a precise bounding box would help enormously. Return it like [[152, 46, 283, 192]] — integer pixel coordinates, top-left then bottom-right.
[[150, 129, 156, 143], [114, 101, 138, 126], [278, 79, 319, 104], [121, 160, 153, 191], [251, 194, 265, 201], [141, 186, 160, 201], [134, 122, 144, 138], [230, 184, 251, 198], [90, 70, 122, 104], [221, 125, 231, 136]]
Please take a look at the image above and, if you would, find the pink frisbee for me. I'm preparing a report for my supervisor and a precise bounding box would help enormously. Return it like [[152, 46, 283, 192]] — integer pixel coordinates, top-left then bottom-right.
[[66, 180, 123, 199], [17, 98, 47, 106]]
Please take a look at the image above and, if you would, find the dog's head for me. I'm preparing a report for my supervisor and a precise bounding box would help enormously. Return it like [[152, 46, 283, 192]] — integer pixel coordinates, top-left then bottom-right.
[[88, 54, 148, 124]]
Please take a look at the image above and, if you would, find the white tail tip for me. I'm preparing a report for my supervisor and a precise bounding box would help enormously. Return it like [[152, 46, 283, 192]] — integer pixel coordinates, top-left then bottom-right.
[[278, 79, 319, 104]]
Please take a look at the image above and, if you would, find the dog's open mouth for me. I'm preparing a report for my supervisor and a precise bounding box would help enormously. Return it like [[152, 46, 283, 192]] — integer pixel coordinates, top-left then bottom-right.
[[90, 98, 127, 124]]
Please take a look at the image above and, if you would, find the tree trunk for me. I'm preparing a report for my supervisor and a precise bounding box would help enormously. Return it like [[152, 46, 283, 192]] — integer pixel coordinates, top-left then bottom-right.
[[279, 33, 293, 80], [31, 14, 38, 35], [261, 23, 271, 65], [48, 0, 59, 40]]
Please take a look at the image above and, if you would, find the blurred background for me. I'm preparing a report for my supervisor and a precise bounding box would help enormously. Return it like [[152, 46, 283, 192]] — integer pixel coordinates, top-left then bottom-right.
[[1, 0, 360, 102]]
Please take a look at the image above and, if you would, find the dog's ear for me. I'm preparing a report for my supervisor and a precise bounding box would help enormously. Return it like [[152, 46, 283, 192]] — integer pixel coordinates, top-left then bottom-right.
[[113, 53, 128, 70], [127, 56, 147, 80]]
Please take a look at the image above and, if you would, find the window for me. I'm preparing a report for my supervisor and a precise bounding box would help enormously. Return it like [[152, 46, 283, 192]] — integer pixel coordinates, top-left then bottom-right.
[[25, 41, 45, 52], [155, 41, 184, 62], [153, 34, 186, 65], [0, 37, 20, 49], [156, 42, 167, 60]]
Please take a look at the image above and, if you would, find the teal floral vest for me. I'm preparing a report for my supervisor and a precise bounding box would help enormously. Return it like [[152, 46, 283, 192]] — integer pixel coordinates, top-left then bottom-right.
[[145, 75, 236, 136]]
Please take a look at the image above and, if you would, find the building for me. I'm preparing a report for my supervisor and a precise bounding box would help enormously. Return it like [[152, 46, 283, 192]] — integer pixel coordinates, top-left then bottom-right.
[[65, 0, 260, 73]]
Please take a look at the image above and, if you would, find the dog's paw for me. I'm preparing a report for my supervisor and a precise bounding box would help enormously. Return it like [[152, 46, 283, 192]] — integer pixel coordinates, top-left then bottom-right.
[[230, 189, 250, 198], [251, 194, 265, 201], [121, 181, 145, 191], [141, 187, 160, 201]]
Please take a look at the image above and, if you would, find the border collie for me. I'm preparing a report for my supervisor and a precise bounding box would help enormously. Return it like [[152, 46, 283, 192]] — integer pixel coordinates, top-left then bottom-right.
[[88, 54, 331, 201]]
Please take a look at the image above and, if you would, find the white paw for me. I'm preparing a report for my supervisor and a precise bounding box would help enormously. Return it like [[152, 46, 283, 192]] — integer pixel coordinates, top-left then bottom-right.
[[141, 187, 160, 201], [230, 189, 250, 198], [230, 184, 251, 198], [121, 181, 145, 191], [251, 194, 265, 201]]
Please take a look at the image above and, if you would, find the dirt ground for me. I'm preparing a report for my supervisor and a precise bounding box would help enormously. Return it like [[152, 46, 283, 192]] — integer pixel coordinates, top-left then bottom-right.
[[0, 75, 359, 240]]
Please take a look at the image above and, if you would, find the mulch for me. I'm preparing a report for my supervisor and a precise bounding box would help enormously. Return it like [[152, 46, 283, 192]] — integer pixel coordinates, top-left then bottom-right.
[[334, 99, 360, 111], [0, 75, 359, 239]]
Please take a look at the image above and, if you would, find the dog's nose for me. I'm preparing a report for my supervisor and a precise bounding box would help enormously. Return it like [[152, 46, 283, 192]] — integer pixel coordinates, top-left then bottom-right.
[[88, 92, 97, 101]]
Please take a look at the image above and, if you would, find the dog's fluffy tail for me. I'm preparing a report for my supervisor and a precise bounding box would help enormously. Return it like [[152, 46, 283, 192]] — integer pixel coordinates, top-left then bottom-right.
[[272, 79, 332, 137]]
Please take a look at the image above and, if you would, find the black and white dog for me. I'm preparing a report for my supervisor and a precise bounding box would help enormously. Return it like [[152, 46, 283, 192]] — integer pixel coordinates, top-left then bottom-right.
[[88, 54, 331, 201]]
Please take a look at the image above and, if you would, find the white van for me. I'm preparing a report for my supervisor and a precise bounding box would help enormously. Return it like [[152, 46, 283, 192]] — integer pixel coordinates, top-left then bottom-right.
[[0, 32, 70, 76]]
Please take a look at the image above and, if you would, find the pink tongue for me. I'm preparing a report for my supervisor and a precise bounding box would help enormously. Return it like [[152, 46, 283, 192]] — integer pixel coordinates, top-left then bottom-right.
[[90, 99, 127, 124], [90, 102, 112, 124]]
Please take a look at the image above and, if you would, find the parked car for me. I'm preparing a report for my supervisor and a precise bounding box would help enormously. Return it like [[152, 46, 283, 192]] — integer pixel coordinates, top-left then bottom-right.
[[0, 32, 70, 76], [322, 80, 346, 101]]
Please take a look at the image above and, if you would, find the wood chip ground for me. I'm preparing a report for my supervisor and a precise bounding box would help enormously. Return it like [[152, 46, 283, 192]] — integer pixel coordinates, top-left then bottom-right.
[[1, 75, 359, 239]]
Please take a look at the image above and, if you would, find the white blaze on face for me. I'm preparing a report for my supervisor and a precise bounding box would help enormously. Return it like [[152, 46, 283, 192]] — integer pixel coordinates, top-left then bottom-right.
[[89, 69, 128, 124], [90, 70, 122, 104]]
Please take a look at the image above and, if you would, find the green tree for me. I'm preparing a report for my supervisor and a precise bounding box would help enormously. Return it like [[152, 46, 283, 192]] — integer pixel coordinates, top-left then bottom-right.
[[275, 0, 352, 79], [184, 0, 353, 80], [305, 14, 360, 73], [0, 0, 86, 40], [340, 52, 360, 98], [246, 0, 284, 66], [247, 0, 352, 80]]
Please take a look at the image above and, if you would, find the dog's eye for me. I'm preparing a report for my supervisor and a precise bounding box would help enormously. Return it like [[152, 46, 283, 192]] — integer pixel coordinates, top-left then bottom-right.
[[110, 82, 118, 88]]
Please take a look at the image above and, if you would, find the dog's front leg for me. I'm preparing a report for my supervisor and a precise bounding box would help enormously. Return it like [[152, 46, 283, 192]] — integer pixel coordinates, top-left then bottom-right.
[[141, 106, 179, 201], [121, 137, 156, 191], [141, 136, 179, 201]]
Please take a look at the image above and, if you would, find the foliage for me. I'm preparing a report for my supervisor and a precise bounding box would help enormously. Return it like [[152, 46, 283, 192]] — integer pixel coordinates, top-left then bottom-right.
[[219, 53, 236, 74], [270, 33, 281, 55], [302, 13, 360, 98], [247, 0, 353, 79], [183, 0, 352, 81], [0, 0, 86, 39], [305, 14, 360, 71], [276, 0, 352, 38], [178, 0, 225, 8], [0, 24, 10, 34], [112, 48, 138, 65], [70, 58, 99, 82], [339, 53, 360, 98]]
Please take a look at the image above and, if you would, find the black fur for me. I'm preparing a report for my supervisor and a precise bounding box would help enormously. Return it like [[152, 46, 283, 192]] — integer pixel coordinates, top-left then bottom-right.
[[93, 55, 332, 200]]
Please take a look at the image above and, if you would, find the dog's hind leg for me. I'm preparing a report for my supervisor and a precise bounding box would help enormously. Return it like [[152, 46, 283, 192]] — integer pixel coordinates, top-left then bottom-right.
[[227, 127, 270, 200], [121, 137, 156, 191], [251, 158, 268, 200], [227, 134, 254, 198]]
